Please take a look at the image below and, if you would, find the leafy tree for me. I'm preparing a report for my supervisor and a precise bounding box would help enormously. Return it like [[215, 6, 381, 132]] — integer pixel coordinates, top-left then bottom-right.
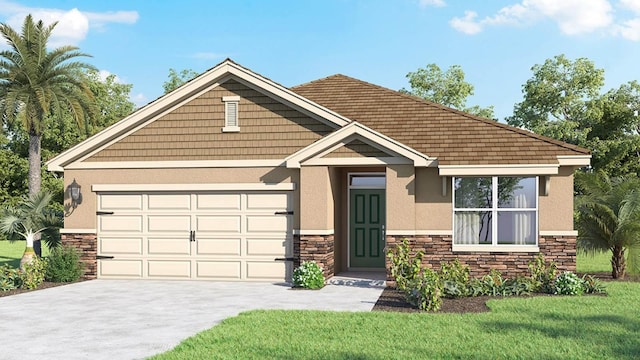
[[163, 68, 199, 94], [402, 63, 495, 119], [575, 171, 640, 279], [0, 15, 96, 254], [508, 54, 640, 177], [0, 191, 62, 269]]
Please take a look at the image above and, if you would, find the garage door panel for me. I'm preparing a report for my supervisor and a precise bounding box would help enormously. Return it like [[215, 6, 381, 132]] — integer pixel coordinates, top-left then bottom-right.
[[99, 237, 143, 255], [246, 193, 289, 210], [148, 237, 191, 255], [247, 216, 289, 233], [148, 215, 191, 232], [196, 215, 241, 232], [246, 261, 287, 280], [99, 260, 142, 278], [246, 238, 288, 256], [99, 216, 143, 232], [196, 194, 241, 210], [100, 194, 142, 211], [196, 238, 241, 256], [196, 261, 241, 279], [148, 194, 190, 210], [148, 260, 191, 278]]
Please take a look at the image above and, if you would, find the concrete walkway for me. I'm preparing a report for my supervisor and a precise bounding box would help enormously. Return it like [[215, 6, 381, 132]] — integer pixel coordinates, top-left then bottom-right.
[[0, 280, 384, 360]]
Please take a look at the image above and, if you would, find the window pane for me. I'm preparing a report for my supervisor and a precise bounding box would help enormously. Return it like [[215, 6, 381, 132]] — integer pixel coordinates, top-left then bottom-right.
[[454, 211, 492, 245], [497, 211, 536, 245], [350, 176, 385, 187], [498, 177, 536, 208], [454, 177, 492, 209]]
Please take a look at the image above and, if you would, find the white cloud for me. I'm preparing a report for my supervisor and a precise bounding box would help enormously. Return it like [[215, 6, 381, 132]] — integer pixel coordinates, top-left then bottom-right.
[[191, 52, 224, 60], [419, 0, 446, 8], [614, 18, 640, 40], [451, 0, 616, 37], [620, 0, 640, 14], [449, 11, 483, 34], [0, 0, 138, 47], [97, 69, 124, 84], [131, 93, 147, 107]]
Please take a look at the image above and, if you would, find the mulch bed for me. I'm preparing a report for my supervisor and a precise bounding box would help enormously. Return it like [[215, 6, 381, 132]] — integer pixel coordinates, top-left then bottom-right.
[[373, 287, 491, 313], [0, 280, 83, 298]]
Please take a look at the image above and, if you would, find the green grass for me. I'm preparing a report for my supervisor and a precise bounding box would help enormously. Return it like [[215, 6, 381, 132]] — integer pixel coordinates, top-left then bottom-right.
[[577, 251, 612, 273], [152, 281, 640, 359], [0, 240, 50, 268]]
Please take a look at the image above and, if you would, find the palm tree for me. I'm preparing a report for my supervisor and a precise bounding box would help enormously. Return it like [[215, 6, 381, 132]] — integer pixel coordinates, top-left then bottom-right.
[[0, 15, 96, 255], [576, 171, 640, 279], [0, 191, 62, 268]]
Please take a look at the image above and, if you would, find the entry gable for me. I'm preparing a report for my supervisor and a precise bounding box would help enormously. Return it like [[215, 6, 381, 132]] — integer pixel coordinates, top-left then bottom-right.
[[47, 59, 351, 171], [285, 122, 435, 168]]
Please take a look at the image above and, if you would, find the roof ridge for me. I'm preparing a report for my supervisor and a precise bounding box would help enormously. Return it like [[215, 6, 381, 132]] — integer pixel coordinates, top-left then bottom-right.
[[295, 74, 590, 155]]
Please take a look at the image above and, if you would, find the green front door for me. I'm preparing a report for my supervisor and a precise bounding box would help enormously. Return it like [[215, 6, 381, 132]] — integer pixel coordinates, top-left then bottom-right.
[[349, 189, 385, 268]]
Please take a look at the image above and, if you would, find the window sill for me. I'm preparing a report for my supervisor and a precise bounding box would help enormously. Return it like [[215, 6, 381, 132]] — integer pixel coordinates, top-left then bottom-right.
[[452, 245, 539, 253], [222, 126, 240, 133]]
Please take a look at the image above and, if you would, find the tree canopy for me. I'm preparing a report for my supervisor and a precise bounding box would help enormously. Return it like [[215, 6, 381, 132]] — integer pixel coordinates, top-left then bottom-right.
[[402, 63, 495, 119], [508, 54, 640, 178], [163, 68, 199, 94]]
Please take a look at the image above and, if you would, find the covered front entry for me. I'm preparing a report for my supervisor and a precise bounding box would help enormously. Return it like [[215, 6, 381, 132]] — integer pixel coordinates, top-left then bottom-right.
[[96, 190, 293, 281], [349, 174, 386, 269]]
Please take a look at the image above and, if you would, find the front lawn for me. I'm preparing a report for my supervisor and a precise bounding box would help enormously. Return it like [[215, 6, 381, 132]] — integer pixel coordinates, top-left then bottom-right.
[[152, 281, 639, 359], [577, 251, 611, 274]]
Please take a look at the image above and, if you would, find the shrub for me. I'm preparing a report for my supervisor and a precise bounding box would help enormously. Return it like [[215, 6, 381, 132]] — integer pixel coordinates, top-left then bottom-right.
[[0, 265, 23, 291], [45, 245, 84, 282], [554, 271, 584, 295], [581, 274, 607, 295], [480, 269, 508, 296], [502, 276, 534, 296], [440, 259, 470, 298], [21, 256, 46, 290], [292, 261, 324, 289], [528, 253, 558, 293], [387, 238, 423, 292], [407, 268, 442, 312]]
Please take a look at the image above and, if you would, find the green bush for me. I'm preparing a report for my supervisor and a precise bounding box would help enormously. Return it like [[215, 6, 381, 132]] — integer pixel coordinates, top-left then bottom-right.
[[440, 259, 470, 298], [45, 245, 84, 282], [21, 256, 46, 289], [387, 238, 423, 292], [528, 253, 558, 293], [0, 264, 23, 291], [554, 271, 584, 295], [407, 268, 442, 312], [581, 274, 607, 294], [292, 261, 324, 289]]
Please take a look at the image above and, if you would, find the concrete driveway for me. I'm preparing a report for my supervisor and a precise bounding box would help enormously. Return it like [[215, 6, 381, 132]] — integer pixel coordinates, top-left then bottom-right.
[[0, 280, 384, 360]]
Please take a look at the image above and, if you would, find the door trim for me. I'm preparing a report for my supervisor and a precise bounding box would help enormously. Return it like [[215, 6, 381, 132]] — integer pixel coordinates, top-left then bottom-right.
[[347, 172, 386, 269]]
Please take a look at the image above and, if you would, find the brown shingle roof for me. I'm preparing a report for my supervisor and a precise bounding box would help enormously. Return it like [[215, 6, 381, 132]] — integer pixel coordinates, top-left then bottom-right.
[[291, 74, 589, 165]]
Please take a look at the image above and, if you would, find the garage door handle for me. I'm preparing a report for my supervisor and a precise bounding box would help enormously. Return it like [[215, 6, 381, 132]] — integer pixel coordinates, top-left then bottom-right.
[[96, 255, 114, 260], [190, 231, 195, 242], [274, 211, 293, 215], [274, 257, 294, 262], [96, 211, 114, 215]]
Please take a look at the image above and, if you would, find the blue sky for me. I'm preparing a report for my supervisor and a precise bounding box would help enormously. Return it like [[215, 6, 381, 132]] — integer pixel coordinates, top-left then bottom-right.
[[2, 0, 640, 121]]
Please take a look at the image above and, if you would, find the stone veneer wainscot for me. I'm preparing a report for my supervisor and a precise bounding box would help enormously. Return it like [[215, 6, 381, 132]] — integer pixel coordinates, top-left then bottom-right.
[[61, 233, 97, 280]]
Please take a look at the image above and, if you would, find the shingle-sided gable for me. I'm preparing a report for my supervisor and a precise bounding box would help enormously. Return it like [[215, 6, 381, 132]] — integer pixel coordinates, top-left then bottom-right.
[[85, 79, 334, 162], [291, 75, 589, 166]]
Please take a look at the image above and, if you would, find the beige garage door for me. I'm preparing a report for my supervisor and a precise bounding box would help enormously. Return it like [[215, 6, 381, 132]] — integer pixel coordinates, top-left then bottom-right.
[[97, 191, 293, 281]]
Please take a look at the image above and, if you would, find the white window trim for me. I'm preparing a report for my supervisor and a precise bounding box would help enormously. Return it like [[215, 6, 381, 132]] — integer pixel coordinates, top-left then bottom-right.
[[222, 95, 240, 132], [452, 176, 539, 252]]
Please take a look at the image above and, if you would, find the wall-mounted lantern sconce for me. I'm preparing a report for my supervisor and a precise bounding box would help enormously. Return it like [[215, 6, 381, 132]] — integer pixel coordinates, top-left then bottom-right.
[[69, 178, 82, 208]]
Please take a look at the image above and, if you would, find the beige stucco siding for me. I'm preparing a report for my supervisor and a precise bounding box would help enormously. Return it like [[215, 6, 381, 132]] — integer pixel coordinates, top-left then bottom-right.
[[385, 165, 415, 231], [539, 166, 575, 231], [85, 79, 334, 162], [63, 167, 299, 230], [299, 166, 334, 231], [415, 168, 452, 231]]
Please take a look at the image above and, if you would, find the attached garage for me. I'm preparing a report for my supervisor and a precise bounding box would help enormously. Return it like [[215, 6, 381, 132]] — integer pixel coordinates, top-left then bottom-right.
[[95, 188, 293, 281]]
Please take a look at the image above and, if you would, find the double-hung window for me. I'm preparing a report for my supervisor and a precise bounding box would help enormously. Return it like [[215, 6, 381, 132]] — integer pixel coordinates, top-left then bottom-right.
[[452, 176, 538, 251]]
